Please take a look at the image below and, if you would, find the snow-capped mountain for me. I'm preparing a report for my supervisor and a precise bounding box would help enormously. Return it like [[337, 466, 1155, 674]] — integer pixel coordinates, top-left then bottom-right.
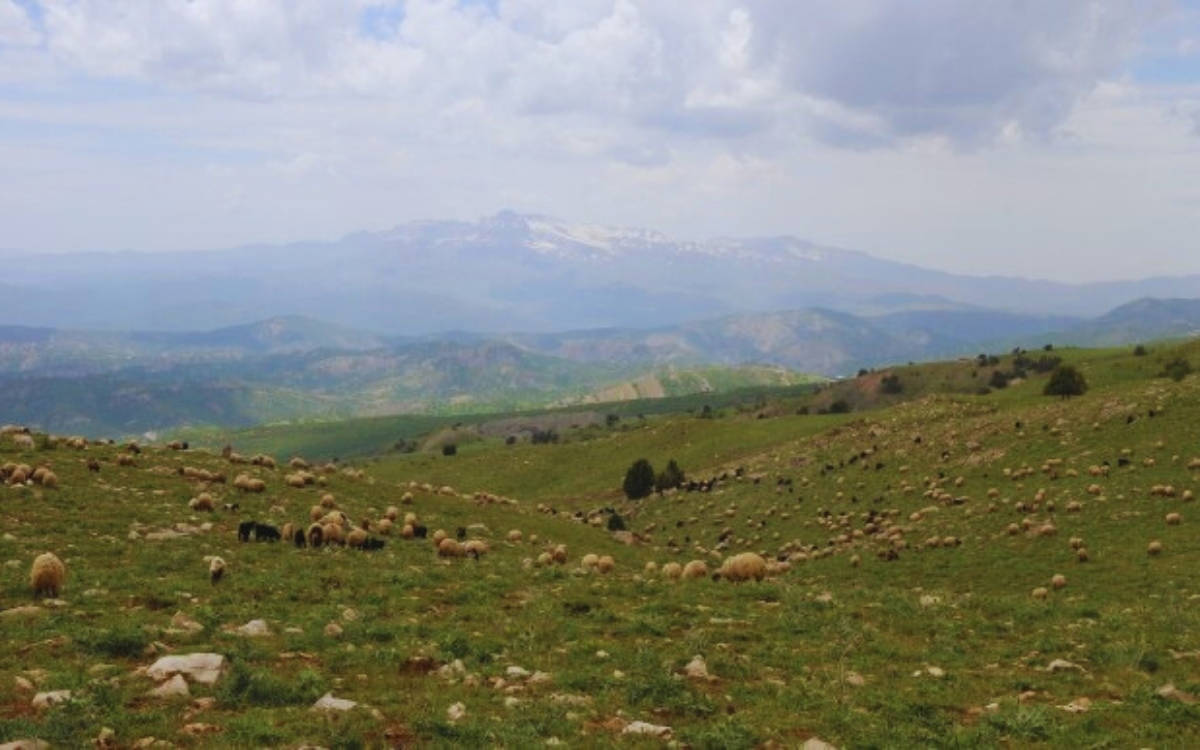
[[5, 211, 1200, 334]]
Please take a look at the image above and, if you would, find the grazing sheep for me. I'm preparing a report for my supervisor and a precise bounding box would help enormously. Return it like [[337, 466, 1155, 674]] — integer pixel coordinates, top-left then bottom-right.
[[117, 453, 136, 467], [30, 552, 65, 598], [404, 512, 418, 526], [347, 528, 368, 549], [596, 555, 615, 574], [464, 539, 488, 559], [552, 544, 568, 564], [401, 524, 414, 539], [432, 529, 447, 545], [293, 528, 307, 547], [310, 505, 324, 522], [401, 491, 414, 504], [307, 523, 325, 548], [581, 553, 599, 570], [536, 551, 553, 566], [507, 529, 523, 543], [1051, 574, 1067, 589], [1148, 540, 1164, 556], [377, 518, 394, 535], [681, 560, 709, 580], [37, 470, 58, 489], [189, 493, 215, 512], [1166, 512, 1182, 526], [1032, 586, 1049, 600], [1076, 548, 1089, 562], [320, 493, 336, 509], [323, 523, 345, 546], [412, 524, 428, 539], [644, 561, 658, 575], [438, 538, 465, 558], [238, 520, 256, 542], [662, 562, 683, 580], [209, 557, 226, 585], [384, 506, 399, 521], [289, 457, 311, 470], [87, 459, 100, 473], [717, 552, 767, 582], [13, 433, 34, 450], [281, 522, 295, 542]]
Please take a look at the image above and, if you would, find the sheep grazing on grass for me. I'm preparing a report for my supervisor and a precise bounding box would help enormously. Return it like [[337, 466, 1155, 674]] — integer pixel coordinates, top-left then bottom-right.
[[30, 553, 65, 598], [464, 540, 488, 559], [1166, 512, 1182, 526], [189, 493, 215, 512], [384, 506, 399, 521], [1051, 574, 1067, 589], [1032, 587, 1049, 601], [581, 553, 599, 570], [285, 473, 307, 488], [438, 538, 465, 558], [117, 453, 136, 467], [289, 457, 311, 470], [1006, 523, 1020, 536], [233, 474, 266, 493], [552, 544, 568, 564], [662, 562, 683, 580], [432, 529, 447, 545], [507, 529, 523, 543], [716, 552, 767, 582], [320, 493, 336, 509], [644, 561, 658, 575], [536, 551, 553, 566], [323, 523, 345, 546], [238, 520, 256, 542], [681, 560, 709, 580], [293, 528, 307, 547], [281, 522, 295, 542], [1148, 540, 1164, 556], [596, 555, 614, 574], [87, 459, 100, 473], [209, 557, 226, 585], [347, 528, 368, 549], [412, 524, 428, 539], [401, 491, 414, 504], [167, 440, 188, 451], [403, 512, 418, 526], [401, 524, 414, 539], [307, 523, 324, 548], [309, 505, 324, 522], [12, 433, 34, 451], [377, 518, 394, 535], [1076, 548, 1089, 562]]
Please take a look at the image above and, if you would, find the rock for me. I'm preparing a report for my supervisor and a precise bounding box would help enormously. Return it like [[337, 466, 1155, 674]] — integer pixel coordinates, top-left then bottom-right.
[[0, 741, 50, 750], [12, 676, 34, 692], [595, 650, 609, 660], [611, 531, 635, 545], [1057, 697, 1092, 713], [815, 592, 834, 604], [926, 666, 945, 678], [803, 739, 839, 750], [622, 721, 673, 739], [845, 671, 865, 687], [233, 619, 270, 637], [447, 702, 466, 722], [1046, 659, 1084, 673], [324, 622, 344, 638], [0, 606, 44, 619], [341, 607, 360, 622], [528, 671, 553, 686], [146, 653, 226, 685], [181, 723, 221, 736], [1157, 683, 1197, 704], [31, 689, 72, 708], [919, 595, 941, 608], [192, 696, 217, 710], [506, 666, 531, 679], [504, 696, 522, 708], [683, 655, 710, 681], [148, 674, 190, 699], [95, 727, 117, 748], [169, 611, 203, 634], [312, 692, 358, 712]]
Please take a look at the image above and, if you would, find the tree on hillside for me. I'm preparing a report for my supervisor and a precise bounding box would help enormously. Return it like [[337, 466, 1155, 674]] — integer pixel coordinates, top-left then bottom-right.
[[1043, 365, 1087, 399], [623, 458, 656, 500], [880, 374, 903, 394], [655, 459, 685, 492], [1159, 357, 1193, 382]]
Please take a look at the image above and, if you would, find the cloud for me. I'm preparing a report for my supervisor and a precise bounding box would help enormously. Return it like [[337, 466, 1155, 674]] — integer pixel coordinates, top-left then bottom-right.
[[0, 0, 39, 46]]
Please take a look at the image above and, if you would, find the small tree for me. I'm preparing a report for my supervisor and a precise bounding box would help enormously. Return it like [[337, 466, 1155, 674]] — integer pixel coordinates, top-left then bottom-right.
[[607, 513, 627, 532], [441, 443, 457, 456], [880, 374, 903, 394], [829, 399, 851, 414], [988, 370, 1010, 390], [1134, 344, 1148, 357], [1043, 365, 1087, 399], [622, 459, 656, 500], [1158, 357, 1193, 382], [655, 459, 685, 492]]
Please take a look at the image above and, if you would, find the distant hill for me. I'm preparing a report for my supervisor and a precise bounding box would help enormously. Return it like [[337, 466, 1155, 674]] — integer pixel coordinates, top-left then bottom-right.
[[1055, 298, 1200, 347], [5, 211, 1200, 333]]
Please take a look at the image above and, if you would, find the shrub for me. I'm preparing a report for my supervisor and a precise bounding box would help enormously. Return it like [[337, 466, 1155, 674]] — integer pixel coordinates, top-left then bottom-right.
[[623, 459, 656, 500], [655, 459, 685, 492], [441, 443, 457, 456], [1044, 365, 1087, 398], [1134, 344, 1148, 356], [607, 513, 627, 532], [1159, 357, 1193, 382], [531, 428, 559, 444], [989, 370, 1010, 389], [880, 374, 903, 394], [829, 399, 851, 414]]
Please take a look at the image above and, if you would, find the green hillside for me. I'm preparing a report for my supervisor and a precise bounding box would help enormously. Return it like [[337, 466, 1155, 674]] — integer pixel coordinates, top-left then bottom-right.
[[2, 338, 1200, 746]]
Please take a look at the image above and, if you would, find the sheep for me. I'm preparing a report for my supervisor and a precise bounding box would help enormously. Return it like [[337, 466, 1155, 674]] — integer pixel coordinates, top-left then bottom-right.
[[1031, 586, 1049, 600], [209, 556, 226, 585], [552, 544, 568, 564], [37, 470, 58, 489], [1076, 547, 1089, 562], [1148, 540, 1164, 556], [30, 552, 65, 598], [289, 457, 311, 470], [167, 440, 188, 451], [323, 523, 345, 546], [377, 518, 394, 535], [644, 561, 658, 575], [464, 540, 488, 559], [507, 529, 523, 543], [87, 459, 100, 473], [412, 524, 428, 539], [432, 529, 447, 545], [716, 552, 767, 582], [536, 551, 553, 566], [401, 524, 414, 539], [438, 538, 465, 558], [1051, 574, 1067, 590], [293, 528, 307, 547], [189, 493, 215, 512], [237, 520, 256, 542], [310, 505, 324, 522], [1166, 512, 1182, 526], [581, 553, 599, 570], [12, 433, 34, 451], [282, 522, 295, 542], [596, 555, 614, 574], [320, 493, 336, 509], [662, 562, 683, 580], [8, 466, 28, 485], [347, 528, 368, 549], [307, 523, 325, 548], [116, 453, 137, 467], [384, 506, 399, 521], [404, 512, 418, 526], [681, 560, 709, 580], [401, 491, 414, 504]]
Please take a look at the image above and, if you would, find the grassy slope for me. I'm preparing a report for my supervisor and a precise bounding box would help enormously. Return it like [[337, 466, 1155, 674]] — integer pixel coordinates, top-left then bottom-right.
[[1, 340, 1200, 746]]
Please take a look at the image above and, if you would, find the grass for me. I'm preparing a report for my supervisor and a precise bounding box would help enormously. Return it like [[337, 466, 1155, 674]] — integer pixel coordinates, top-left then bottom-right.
[[1, 338, 1200, 746]]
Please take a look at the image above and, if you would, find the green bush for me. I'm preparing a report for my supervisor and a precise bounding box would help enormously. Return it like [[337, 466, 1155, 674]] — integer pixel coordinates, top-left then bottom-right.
[[622, 458, 655, 500]]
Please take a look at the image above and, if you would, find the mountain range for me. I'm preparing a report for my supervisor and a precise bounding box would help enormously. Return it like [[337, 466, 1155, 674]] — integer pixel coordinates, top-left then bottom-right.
[[7, 211, 1200, 333]]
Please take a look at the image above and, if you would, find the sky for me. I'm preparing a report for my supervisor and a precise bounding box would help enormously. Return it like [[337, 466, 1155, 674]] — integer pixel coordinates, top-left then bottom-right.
[[1, 0, 1199, 282]]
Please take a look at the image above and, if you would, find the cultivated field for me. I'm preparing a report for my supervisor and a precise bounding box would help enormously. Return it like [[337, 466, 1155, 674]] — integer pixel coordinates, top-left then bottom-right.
[[2, 342, 1200, 747]]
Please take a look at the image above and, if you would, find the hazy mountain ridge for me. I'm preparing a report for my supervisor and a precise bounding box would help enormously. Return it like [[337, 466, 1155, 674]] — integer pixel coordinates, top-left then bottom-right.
[[7, 212, 1200, 333]]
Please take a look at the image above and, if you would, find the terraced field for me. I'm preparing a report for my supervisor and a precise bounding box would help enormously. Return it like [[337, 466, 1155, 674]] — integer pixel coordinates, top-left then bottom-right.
[[2, 341, 1200, 747]]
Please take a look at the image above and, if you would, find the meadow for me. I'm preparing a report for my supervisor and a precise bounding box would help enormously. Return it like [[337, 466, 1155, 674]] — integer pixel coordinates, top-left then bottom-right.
[[2, 341, 1200, 747]]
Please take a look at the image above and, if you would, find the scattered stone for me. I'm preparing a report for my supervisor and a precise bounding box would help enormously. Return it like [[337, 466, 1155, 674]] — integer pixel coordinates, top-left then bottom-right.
[[146, 653, 226, 685], [926, 666, 945, 678], [1157, 683, 1197, 704], [528, 671, 553, 686], [919, 595, 941, 608], [506, 666, 531, 679], [1057, 697, 1091, 713], [324, 622, 344, 638], [148, 674, 190, 699], [683, 655, 711, 681], [95, 727, 117, 748], [192, 697, 217, 711], [233, 619, 270, 637], [1046, 659, 1084, 673], [31, 690, 72, 708], [595, 650, 609, 660], [312, 693, 358, 712], [447, 702, 467, 722], [13, 676, 33, 692], [0, 740, 50, 750], [1, 606, 44, 619], [803, 739, 839, 750], [622, 721, 673, 739], [845, 671, 865, 687], [168, 611, 203, 634], [341, 607, 360, 622], [181, 723, 221, 736]]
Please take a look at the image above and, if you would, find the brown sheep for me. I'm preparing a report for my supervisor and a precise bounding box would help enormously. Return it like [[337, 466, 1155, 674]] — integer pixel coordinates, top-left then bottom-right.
[[30, 552, 65, 598], [307, 523, 325, 548], [681, 560, 709, 580], [377, 518, 394, 535], [662, 562, 683, 580], [347, 528, 368, 549], [438, 538, 465, 558], [323, 523, 345, 546], [596, 555, 615, 574], [717, 552, 766, 582]]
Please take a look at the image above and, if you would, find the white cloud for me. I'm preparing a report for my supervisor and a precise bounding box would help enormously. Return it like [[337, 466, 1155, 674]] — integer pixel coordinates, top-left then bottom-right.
[[0, 0, 39, 46]]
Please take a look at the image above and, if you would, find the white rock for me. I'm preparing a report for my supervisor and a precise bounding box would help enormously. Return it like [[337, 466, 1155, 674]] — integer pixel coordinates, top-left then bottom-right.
[[926, 666, 945, 678], [683, 655, 710, 680], [234, 619, 270, 637], [1046, 658, 1084, 673], [447, 702, 467, 722], [146, 653, 226, 685], [622, 721, 673, 739], [148, 674, 190, 699], [0, 740, 50, 750], [312, 692, 358, 712], [528, 671, 553, 686], [324, 623, 344, 638], [803, 738, 839, 750], [169, 611, 203, 634], [506, 666, 531, 679], [31, 690, 72, 708]]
